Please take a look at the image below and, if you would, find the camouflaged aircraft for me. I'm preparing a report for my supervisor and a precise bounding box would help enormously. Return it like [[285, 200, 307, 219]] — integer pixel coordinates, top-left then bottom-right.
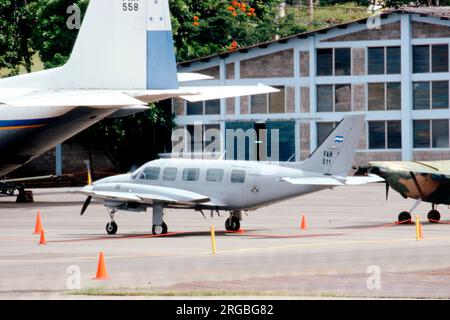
[[368, 161, 450, 223]]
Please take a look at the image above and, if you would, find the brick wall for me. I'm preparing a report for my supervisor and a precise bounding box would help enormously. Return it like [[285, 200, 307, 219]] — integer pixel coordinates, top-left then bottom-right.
[[412, 21, 450, 39], [300, 87, 310, 113], [352, 48, 366, 76], [354, 151, 402, 167], [240, 50, 294, 78], [196, 66, 220, 78], [226, 98, 235, 115], [299, 122, 311, 160], [413, 150, 450, 161], [323, 21, 401, 42], [352, 84, 366, 112], [286, 87, 295, 113], [172, 98, 185, 116], [300, 51, 309, 77], [241, 96, 250, 114], [226, 63, 235, 80]]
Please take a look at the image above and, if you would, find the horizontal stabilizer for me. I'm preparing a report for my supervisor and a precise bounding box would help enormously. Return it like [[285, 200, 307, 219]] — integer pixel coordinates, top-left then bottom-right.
[[343, 174, 385, 185], [281, 177, 344, 186], [179, 85, 280, 102], [281, 174, 384, 186], [3, 91, 146, 107], [177, 73, 214, 82]]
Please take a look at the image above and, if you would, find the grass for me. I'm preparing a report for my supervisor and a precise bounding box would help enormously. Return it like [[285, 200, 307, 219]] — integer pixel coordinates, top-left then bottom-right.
[[286, 3, 372, 33]]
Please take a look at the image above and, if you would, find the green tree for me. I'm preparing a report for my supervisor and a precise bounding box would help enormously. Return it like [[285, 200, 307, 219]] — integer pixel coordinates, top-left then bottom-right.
[[0, 0, 36, 75]]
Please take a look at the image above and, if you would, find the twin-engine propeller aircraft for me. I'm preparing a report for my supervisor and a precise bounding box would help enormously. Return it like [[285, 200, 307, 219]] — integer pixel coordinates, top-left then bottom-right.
[[79, 115, 383, 235], [0, 0, 277, 186], [368, 161, 450, 223]]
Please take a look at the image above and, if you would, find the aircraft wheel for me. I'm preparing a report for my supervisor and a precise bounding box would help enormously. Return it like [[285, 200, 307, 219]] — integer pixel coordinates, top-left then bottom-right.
[[152, 222, 168, 235], [106, 221, 118, 235], [225, 217, 240, 232], [398, 211, 412, 224], [428, 210, 441, 223]]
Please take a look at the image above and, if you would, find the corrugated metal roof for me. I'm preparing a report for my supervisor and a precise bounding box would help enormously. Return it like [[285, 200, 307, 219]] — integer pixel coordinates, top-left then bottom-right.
[[178, 6, 450, 67]]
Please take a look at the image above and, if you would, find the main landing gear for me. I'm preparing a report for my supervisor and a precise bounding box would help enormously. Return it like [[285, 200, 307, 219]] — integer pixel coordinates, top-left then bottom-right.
[[225, 210, 242, 232], [152, 203, 168, 235], [397, 202, 442, 224]]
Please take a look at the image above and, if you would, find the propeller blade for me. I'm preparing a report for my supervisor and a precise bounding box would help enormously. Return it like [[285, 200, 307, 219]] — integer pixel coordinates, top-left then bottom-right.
[[81, 196, 92, 216], [385, 181, 389, 200]]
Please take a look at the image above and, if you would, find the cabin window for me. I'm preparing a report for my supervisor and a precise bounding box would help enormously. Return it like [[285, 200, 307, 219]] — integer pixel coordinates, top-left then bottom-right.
[[140, 167, 160, 180], [163, 167, 177, 181], [182, 168, 200, 181], [206, 169, 224, 182], [231, 170, 246, 183]]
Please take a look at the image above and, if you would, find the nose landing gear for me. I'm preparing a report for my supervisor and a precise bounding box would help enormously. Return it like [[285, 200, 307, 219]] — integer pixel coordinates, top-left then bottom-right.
[[225, 211, 242, 232]]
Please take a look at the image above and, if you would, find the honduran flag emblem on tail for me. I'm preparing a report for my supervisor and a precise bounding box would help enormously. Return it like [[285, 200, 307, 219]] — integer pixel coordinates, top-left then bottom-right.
[[335, 136, 344, 143]]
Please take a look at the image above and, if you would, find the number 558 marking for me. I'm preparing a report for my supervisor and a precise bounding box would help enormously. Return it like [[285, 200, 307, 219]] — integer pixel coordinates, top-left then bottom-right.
[[123, 2, 139, 11]]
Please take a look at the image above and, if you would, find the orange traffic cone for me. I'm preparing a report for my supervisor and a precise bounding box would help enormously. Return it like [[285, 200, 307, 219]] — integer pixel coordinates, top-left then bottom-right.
[[34, 211, 43, 234], [300, 216, 307, 230], [94, 252, 109, 280], [39, 229, 47, 245]]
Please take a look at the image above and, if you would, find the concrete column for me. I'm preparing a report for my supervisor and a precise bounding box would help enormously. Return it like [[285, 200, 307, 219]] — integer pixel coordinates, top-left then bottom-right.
[[55, 144, 62, 176], [401, 14, 413, 160], [309, 36, 317, 153]]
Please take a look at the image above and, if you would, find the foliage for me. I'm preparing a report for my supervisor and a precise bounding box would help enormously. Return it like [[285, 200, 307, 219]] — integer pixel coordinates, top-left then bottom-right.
[[0, 0, 36, 75], [70, 103, 175, 171]]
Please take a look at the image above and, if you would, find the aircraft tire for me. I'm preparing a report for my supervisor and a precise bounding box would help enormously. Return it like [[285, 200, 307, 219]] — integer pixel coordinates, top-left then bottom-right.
[[398, 211, 412, 224], [106, 221, 118, 235], [428, 210, 441, 223], [225, 217, 240, 232], [152, 222, 168, 235]]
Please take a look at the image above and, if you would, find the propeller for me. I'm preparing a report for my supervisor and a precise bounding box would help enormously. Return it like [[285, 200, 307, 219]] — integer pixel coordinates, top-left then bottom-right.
[[80, 196, 92, 216], [385, 181, 390, 200]]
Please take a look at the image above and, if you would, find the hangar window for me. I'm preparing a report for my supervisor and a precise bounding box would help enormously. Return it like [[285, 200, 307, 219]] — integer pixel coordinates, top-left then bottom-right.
[[316, 122, 339, 146], [368, 46, 401, 75], [368, 121, 401, 150], [413, 44, 449, 73], [182, 168, 200, 181], [231, 170, 246, 183], [250, 87, 286, 114], [368, 82, 401, 111], [413, 81, 449, 110], [186, 99, 221, 115], [163, 167, 177, 181], [206, 169, 224, 182], [317, 84, 351, 112], [317, 48, 351, 76], [414, 120, 449, 149], [140, 167, 161, 180]]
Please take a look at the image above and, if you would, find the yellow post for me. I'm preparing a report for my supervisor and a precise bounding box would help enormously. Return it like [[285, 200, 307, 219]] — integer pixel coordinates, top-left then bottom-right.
[[415, 216, 423, 241], [211, 225, 217, 255]]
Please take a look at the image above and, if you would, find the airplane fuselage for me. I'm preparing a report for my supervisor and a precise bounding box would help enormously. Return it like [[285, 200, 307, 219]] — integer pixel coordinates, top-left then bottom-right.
[[0, 104, 117, 177], [91, 158, 331, 211]]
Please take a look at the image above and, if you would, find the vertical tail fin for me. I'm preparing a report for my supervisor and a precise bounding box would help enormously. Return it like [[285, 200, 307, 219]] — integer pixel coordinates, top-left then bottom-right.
[[298, 115, 365, 176], [62, 0, 178, 90]]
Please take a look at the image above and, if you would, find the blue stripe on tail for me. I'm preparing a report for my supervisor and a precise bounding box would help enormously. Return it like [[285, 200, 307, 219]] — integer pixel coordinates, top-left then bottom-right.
[[146, 31, 178, 90]]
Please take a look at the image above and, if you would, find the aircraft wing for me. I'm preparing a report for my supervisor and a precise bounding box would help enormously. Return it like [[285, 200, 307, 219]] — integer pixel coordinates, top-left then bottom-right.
[[127, 84, 279, 104], [179, 85, 280, 102], [369, 161, 450, 177], [281, 174, 384, 186], [177, 73, 214, 82], [79, 184, 210, 205], [1, 90, 146, 107]]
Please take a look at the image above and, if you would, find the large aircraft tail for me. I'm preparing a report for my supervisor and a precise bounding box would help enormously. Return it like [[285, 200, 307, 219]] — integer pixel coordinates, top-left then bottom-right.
[[2, 0, 178, 90], [65, 0, 178, 90], [296, 115, 365, 176]]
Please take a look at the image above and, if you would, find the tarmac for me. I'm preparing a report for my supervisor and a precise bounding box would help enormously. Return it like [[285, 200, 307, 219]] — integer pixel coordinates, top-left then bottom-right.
[[1, 183, 450, 299]]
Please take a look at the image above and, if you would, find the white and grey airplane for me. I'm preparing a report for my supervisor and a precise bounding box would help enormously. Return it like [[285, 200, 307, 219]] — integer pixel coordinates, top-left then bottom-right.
[[0, 0, 277, 179], [79, 115, 383, 235]]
